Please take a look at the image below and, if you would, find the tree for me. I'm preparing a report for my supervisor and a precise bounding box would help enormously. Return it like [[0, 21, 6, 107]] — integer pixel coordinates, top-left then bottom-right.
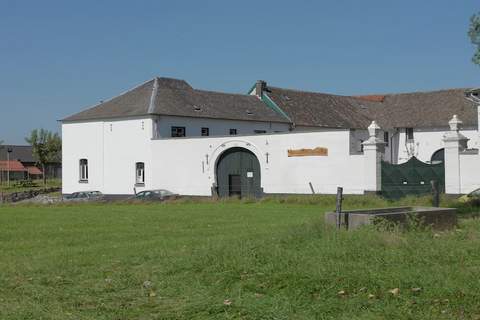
[[469, 13, 480, 65], [25, 129, 61, 186]]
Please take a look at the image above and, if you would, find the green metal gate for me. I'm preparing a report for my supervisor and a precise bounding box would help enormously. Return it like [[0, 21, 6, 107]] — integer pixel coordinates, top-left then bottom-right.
[[381, 157, 445, 199], [216, 147, 262, 198]]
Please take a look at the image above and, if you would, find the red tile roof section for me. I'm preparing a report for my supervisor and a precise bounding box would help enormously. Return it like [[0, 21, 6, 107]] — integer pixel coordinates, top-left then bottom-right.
[[0, 160, 27, 172], [26, 166, 43, 175]]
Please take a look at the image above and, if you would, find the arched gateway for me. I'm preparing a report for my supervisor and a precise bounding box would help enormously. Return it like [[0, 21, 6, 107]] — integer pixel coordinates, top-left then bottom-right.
[[216, 147, 262, 198]]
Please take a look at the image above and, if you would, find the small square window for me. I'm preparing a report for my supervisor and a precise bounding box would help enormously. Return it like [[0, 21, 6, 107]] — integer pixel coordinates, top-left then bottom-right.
[[171, 126, 186, 137], [229, 129, 237, 135], [201, 127, 209, 136]]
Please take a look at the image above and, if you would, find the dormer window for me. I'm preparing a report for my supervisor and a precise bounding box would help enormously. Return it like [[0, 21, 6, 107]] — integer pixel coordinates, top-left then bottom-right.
[[193, 105, 202, 111], [246, 110, 253, 116]]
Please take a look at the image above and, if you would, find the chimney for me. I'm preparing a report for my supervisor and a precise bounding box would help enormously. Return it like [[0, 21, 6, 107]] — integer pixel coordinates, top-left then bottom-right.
[[256, 80, 266, 98]]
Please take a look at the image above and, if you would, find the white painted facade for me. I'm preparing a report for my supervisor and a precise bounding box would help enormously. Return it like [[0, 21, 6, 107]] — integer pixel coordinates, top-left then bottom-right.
[[62, 117, 154, 195], [62, 106, 480, 196], [393, 127, 480, 164], [443, 114, 480, 194], [62, 116, 383, 196]]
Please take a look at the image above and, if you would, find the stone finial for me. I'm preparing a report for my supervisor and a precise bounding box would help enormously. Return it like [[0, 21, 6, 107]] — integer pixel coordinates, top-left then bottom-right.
[[448, 115, 462, 132], [368, 121, 381, 138]]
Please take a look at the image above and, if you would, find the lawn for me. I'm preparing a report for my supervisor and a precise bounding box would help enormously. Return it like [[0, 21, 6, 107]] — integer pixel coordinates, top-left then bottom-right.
[[1, 197, 480, 319], [0, 179, 61, 194]]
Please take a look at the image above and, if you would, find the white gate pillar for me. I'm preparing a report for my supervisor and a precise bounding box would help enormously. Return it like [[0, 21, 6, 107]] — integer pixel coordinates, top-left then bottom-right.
[[443, 115, 469, 194], [363, 121, 385, 193]]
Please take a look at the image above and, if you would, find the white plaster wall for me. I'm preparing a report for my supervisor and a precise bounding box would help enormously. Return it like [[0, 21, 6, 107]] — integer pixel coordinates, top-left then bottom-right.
[[459, 153, 480, 194], [149, 130, 367, 196], [156, 115, 290, 138], [62, 117, 153, 195], [396, 127, 480, 164], [63, 119, 380, 197], [62, 121, 104, 193], [102, 118, 153, 195]]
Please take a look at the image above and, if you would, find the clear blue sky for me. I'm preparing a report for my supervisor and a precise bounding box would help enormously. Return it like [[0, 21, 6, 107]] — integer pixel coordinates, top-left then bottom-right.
[[1, 0, 479, 144]]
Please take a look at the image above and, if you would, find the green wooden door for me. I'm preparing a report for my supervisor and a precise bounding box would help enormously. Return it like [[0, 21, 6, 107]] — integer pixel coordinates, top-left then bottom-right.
[[216, 148, 261, 198], [381, 157, 445, 199]]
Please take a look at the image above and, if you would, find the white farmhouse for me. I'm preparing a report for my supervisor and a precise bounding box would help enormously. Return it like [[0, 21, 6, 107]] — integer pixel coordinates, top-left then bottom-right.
[[61, 77, 479, 197]]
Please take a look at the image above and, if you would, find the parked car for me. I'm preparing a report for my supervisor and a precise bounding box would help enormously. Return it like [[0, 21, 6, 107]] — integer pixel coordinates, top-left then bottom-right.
[[131, 189, 179, 201], [458, 188, 480, 204], [63, 191, 104, 202]]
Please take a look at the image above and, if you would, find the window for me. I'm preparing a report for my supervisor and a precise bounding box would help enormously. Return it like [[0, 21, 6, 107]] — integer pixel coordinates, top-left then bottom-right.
[[171, 126, 186, 137], [135, 162, 145, 185], [229, 129, 237, 135], [201, 127, 209, 136], [359, 140, 364, 153], [384, 131, 389, 147], [406, 128, 414, 141], [254, 130, 267, 134], [79, 159, 88, 182]]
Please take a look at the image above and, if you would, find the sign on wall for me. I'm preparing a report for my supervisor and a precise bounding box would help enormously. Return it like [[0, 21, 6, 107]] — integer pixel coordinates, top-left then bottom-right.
[[287, 147, 328, 157]]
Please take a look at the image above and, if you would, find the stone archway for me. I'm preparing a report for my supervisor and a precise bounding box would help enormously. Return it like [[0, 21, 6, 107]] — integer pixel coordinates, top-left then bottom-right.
[[431, 148, 445, 164], [215, 147, 261, 198]]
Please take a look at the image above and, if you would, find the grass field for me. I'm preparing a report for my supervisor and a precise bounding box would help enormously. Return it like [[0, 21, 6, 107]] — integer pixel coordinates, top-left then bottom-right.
[[1, 196, 480, 319], [0, 179, 61, 193]]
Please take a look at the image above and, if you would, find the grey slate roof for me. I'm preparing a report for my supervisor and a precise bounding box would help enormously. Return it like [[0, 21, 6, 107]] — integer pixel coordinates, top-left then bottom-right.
[[62, 77, 290, 123], [265, 86, 373, 129], [0, 145, 35, 163], [264, 85, 477, 129], [63, 77, 478, 130], [357, 89, 478, 129]]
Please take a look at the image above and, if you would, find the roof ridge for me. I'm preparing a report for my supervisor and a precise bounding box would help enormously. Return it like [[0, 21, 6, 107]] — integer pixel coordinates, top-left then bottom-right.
[[148, 77, 159, 114], [367, 87, 472, 97], [269, 85, 474, 98], [188, 88, 260, 98], [268, 86, 349, 97]]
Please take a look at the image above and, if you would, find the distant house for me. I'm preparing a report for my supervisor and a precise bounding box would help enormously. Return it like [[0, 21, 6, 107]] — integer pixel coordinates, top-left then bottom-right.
[[0, 145, 61, 181]]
